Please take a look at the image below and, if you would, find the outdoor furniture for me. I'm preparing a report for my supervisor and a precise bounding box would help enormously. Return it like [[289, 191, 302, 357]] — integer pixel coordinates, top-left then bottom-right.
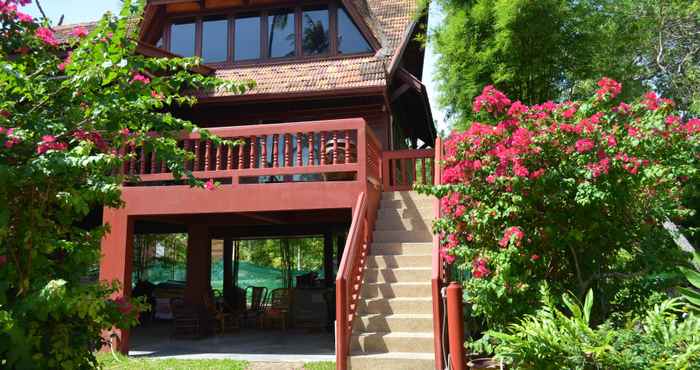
[[203, 292, 239, 334], [261, 288, 291, 330], [242, 286, 267, 328], [170, 297, 202, 339]]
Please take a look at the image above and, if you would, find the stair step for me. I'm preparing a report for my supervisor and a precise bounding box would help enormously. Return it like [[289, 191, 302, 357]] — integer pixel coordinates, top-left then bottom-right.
[[359, 297, 433, 315], [363, 267, 431, 283], [349, 352, 435, 370], [380, 199, 434, 209], [362, 282, 432, 298], [353, 313, 434, 332], [351, 332, 434, 353], [371, 242, 432, 256], [381, 191, 433, 202], [367, 254, 433, 269], [373, 230, 433, 243], [375, 217, 432, 231], [378, 207, 434, 220]]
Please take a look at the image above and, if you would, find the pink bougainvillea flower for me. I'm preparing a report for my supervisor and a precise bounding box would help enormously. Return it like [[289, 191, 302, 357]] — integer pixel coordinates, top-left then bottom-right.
[[37, 135, 67, 154], [472, 258, 491, 278], [595, 77, 622, 100], [643, 92, 659, 111], [151, 90, 163, 100], [130, 73, 151, 85], [614, 102, 631, 114], [36, 27, 59, 47], [665, 115, 681, 126], [507, 101, 528, 117], [440, 248, 456, 264], [499, 226, 524, 248], [604, 134, 617, 147], [486, 174, 496, 184], [70, 26, 89, 38], [204, 179, 216, 190], [473, 85, 511, 114], [57, 51, 72, 71], [529, 168, 545, 179], [530, 254, 540, 262], [684, 118, 700, 134], [0, 110, 9, 118], [16, 11, 32, 23], [575, 138, 595, 153]]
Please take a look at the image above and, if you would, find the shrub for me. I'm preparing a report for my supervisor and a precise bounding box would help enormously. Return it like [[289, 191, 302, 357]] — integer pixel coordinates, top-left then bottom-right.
[[418, 78, 700, 329], [490, 288, 700, 369], [0, 0, 249, 367]]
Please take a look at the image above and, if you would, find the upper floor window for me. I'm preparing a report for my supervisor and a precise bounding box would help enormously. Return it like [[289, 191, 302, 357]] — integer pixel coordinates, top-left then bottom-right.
[[163, 2, 373, 65]]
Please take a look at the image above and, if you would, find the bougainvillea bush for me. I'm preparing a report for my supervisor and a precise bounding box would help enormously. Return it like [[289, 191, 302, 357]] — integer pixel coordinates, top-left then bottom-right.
[[418, 78, 700, 330], [0, 0, 249, 367]]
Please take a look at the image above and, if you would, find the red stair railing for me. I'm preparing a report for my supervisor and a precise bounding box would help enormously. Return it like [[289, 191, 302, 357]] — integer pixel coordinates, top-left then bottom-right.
[[431, 136, 448, 370]]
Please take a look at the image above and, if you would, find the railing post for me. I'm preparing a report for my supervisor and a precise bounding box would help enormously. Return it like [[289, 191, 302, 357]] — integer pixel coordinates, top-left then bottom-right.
[[447, 282, 466, 370]]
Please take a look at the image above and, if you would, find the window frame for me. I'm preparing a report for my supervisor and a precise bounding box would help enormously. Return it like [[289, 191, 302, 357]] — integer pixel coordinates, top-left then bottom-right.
[[161, 0, 373, 67]]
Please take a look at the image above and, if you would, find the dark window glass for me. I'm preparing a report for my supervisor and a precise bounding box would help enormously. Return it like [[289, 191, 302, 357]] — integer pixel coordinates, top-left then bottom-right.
[[302, 9, 329, 55], [170, 21, 196, 57], [202, 18, 228, 63], [235, 16, 261, 61], [268, 11, 295, 58], [337, 8, 371, 54]]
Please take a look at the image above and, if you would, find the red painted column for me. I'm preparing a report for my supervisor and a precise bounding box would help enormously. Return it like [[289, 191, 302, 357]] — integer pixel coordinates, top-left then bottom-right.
[[99, 206, 134, 354], [184, 224, 211, 306], [447, 282, 466, 370]]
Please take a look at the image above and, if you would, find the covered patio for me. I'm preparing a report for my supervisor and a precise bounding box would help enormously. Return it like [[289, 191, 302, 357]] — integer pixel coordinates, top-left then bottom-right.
[[129, 322, 334, 362]]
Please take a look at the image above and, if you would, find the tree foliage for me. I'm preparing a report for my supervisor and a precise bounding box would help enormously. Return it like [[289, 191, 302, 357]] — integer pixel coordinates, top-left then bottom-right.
[[432, 0, 700, 129], [0, 0, 250, 367]]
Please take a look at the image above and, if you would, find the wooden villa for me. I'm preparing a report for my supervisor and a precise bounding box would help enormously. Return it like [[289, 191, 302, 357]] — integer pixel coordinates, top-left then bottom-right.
[[69, 0, 450, 368]]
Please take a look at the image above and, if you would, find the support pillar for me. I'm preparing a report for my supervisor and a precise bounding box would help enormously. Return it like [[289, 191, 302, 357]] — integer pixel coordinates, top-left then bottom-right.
[[223, 238, 233, 305], [184, 224, 210, 306], [335, 233, 345, 269], [323, 233, 333, 288], [447, 282, 466, 370], [99, 207, 134, 354]]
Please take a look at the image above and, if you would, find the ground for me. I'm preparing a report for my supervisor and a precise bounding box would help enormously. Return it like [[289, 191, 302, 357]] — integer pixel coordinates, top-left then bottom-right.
[[98, 353, 335, 370]]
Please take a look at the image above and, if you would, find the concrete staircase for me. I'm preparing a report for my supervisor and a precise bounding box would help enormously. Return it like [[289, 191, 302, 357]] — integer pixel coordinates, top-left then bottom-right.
[[349, 191, 436, 370]]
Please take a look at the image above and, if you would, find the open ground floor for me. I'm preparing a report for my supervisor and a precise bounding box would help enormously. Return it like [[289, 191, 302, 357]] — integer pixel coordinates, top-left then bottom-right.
[[128, 321, 334, 362]]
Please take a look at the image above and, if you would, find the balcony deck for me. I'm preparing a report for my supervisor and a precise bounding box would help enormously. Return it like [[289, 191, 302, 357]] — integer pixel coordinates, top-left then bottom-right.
[[117, 118, 382, 216]]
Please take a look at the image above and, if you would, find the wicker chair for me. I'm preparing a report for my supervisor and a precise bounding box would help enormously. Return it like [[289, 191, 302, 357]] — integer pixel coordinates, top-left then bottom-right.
[[170, 297, 202, 339], [261, 288, 291, 330], [203, 292, 239, 334], [242, 286, 267, 328]]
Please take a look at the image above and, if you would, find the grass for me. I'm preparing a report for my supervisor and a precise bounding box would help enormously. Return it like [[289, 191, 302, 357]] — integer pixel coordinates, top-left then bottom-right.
[[303, 362, 335, 370], [97, 353, 248, 370], [97, 352, 335, 370]]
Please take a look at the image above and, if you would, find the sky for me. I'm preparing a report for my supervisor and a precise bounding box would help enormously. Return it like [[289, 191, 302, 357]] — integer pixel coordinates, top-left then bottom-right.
[[24, 1, 448, 132]]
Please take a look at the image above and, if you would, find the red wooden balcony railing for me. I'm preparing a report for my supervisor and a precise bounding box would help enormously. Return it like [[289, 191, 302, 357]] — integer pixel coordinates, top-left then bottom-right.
[[382, 148, 435, 191], [120, 118, 380, 187]]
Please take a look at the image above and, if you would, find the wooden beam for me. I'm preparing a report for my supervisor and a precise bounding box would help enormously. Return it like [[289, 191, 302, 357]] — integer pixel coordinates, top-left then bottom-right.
[[396, 67, 423, 93], [390, 83, 411, 103]]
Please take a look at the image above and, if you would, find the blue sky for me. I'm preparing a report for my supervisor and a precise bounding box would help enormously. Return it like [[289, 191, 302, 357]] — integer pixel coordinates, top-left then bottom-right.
[[25, 1, 447, 132]]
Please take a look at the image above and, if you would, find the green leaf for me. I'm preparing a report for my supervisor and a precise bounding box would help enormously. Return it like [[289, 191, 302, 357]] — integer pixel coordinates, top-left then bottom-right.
[[679, 267, 700, 289], [678, 287, 700, 307], [583, 289, 593, 325]]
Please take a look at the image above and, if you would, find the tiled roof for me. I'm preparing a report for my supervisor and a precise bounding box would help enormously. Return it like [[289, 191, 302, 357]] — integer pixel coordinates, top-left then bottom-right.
[[54, 0, 420, 99], [213, 0, 420, 98]]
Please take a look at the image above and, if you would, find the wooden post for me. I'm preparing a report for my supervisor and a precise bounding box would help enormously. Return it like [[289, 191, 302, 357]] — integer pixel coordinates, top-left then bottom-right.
[[324, 233, 333, 288], [447, 282, 466, 370], [223, 238, 233, 305], [184, 224, 210, 306], [99, 207, 134, 354]]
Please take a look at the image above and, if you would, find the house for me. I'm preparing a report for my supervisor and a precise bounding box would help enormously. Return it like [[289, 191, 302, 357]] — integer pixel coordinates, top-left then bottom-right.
[[68, 0, 447, 368]]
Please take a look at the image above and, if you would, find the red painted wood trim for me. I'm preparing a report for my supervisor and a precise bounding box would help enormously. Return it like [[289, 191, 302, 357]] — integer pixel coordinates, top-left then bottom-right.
[[431, 136, 445, 370], [132, 163, 360, 182]]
